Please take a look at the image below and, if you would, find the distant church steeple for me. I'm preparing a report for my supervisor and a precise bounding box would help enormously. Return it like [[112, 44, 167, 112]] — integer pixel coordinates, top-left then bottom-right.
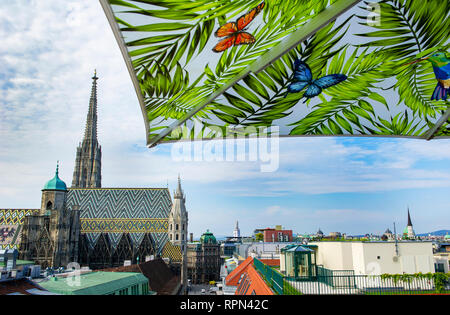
[[233, 220, 240, 238], [407, 208, 413, 227], [71, 71, 102, 188], [404, 207, 415, 239]]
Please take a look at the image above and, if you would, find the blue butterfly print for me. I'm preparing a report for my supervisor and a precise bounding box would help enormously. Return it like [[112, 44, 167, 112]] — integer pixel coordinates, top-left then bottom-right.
[[287, 59, 347, 101]]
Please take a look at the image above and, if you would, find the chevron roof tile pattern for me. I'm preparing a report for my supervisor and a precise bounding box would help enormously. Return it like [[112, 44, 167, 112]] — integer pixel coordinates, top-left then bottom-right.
[[161, 241, 182, 262], [66, 188, 172, 252], [0, 209, 37, 250], [0, 209, 36, 225]]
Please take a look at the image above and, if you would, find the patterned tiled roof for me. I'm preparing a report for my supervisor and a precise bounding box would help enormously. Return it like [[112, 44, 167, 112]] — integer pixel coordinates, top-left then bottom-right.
[[161, 241, 182, 262], [66, 188, 172, 252], [0, 209, 37, 250], [0, 209, 37, 225]]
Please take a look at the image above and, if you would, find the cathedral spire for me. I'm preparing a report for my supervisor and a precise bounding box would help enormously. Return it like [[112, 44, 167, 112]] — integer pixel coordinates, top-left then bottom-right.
[[84, 70, 99, 141], [71, 72, 102, 188], [174, 174, 184, 199]]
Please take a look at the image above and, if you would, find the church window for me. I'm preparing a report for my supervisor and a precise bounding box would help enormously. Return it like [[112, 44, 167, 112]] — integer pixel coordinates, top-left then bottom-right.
[[46, 201, 53, 210], [182, 234, 184, 241], [170, 234, 172, 240], [44, 218, 50, 231], [176, 224, 179, 231], [176, 234, 179, 241], [170, 224, 172, 231], [182, 224, 185, 231]]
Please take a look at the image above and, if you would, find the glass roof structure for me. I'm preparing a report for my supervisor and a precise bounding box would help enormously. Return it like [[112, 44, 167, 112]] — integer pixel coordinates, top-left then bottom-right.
[[99, 0, 450, 147]]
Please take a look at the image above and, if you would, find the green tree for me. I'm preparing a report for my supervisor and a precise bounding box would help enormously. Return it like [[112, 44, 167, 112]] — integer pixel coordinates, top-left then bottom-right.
[[255, 233, 264, 241]]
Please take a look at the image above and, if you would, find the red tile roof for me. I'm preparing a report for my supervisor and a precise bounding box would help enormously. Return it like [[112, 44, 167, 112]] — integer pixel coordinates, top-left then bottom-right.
[[225, 257, 274, 295], [225, 256, 253, 286], [242, 264, 274, 295]]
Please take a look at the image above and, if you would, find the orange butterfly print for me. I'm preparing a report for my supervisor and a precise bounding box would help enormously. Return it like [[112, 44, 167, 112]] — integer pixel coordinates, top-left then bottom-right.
[[212, 1, 265, 53]]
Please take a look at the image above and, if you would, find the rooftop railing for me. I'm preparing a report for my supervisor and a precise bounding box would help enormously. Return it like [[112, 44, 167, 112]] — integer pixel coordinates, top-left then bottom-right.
[[253, 259, 450, 295]]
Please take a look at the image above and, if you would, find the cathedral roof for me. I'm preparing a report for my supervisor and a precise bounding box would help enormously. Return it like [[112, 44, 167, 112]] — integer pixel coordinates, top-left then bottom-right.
[[0, 209, 37, 250], [66, 187, 172, 252], [43, 164, 67, 191]]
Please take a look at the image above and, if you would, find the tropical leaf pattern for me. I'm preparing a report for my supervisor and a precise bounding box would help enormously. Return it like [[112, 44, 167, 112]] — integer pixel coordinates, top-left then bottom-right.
[[104, 0, 450, 144]]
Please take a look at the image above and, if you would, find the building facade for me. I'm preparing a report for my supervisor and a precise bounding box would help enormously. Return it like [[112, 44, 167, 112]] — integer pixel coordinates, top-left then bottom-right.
[[309, 241, 435, 275], [186, 230, 221, 284], [19, 166, 80, 268], [262, 226, 293, 242]]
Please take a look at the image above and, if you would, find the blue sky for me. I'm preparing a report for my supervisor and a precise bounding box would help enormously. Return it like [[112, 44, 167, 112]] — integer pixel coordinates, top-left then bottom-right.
[[0, 1, 449, 238]]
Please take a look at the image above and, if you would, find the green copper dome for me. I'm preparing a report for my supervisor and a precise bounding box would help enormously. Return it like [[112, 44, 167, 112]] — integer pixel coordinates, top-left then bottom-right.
[[43, 164, 67, 191], [200, 230, 217, 244]]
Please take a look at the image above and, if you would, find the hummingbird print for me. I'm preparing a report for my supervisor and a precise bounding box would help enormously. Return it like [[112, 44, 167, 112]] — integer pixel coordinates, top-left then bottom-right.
[[406, 52, 450, 101]]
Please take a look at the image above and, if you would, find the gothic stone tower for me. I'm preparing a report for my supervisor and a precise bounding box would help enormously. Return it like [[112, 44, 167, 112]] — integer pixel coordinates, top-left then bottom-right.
[[71, 71, 102, 188], [168, 176, 188, 249], [168, 176, 188, 293], [20, 165, 80, 268]]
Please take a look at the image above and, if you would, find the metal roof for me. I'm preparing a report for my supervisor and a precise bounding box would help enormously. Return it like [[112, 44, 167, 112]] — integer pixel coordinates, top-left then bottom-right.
[[43, 165, 67, 191], [39, 272, 148, 295]]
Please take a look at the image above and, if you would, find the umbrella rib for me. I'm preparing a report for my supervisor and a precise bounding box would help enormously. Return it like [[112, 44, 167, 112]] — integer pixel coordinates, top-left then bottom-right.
[[424, 107, 450, 140]]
